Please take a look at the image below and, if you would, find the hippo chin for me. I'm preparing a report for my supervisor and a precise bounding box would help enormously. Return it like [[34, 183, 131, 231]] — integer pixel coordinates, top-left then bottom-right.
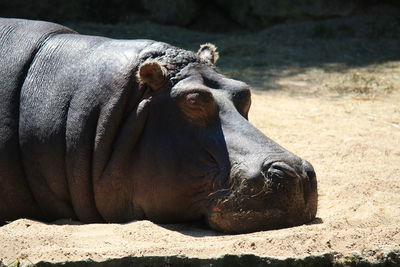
[[0, 18, 317, 234]]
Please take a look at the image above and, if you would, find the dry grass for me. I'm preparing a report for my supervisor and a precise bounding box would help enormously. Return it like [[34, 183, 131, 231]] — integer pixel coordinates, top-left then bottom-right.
[[272, 62, 400, 96], [320, 62, 399, 95], [326, 72, 396, 95]]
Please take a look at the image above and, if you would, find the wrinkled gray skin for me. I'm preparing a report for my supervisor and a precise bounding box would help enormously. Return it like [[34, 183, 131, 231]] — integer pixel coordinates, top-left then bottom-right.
[[0, 18, 317, 233]]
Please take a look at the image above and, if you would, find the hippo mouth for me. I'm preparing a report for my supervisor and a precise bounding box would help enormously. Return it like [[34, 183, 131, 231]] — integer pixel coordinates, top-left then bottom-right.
[[205, 161, 318, 234]]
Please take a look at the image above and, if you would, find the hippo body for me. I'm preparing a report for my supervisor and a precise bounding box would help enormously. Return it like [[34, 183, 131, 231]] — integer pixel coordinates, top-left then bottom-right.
[[0, 18, 317, 233]]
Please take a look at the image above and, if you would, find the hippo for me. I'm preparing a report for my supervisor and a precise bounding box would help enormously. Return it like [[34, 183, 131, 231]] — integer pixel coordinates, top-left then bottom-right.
[[0, 18, 317, 233]]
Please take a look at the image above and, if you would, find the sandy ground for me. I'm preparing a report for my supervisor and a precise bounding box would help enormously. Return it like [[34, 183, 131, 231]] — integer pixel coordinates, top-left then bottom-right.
[[0, 88, 399, 265]]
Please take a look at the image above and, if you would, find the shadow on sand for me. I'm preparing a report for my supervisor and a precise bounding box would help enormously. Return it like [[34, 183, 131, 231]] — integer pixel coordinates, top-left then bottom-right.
[[66, 14, 400, 93]]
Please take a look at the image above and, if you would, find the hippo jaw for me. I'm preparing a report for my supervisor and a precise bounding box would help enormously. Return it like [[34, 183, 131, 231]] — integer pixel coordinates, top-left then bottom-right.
[[205, 160, 318, 233]]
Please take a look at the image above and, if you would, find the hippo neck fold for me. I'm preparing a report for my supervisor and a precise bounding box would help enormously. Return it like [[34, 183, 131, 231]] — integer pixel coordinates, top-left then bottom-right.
[[16, 31, 195, 222]]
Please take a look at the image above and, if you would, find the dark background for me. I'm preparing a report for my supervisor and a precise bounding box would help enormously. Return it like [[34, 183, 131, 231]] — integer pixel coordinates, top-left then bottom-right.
[[1, 0, 399, 32]]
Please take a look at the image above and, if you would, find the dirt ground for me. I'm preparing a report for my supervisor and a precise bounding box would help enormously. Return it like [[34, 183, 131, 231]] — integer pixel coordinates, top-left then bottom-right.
[[1, 87, 399, 265]]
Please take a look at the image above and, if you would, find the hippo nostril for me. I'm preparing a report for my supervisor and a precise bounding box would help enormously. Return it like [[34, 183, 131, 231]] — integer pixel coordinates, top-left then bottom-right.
[[264, 162, 297, 180], [261, 161, 272, 175], [267, 169, 287, 183], [302, 160, 316, 180], [267, 169, 285, 180], [306, 170, 316, 180]]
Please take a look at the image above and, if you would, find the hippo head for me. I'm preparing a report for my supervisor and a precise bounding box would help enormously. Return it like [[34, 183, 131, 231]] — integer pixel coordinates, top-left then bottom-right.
[[119, 43, 317, 234]]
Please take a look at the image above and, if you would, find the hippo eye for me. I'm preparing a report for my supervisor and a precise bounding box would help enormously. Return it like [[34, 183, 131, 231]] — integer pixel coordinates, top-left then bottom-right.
[[173, 89, 216, 126]]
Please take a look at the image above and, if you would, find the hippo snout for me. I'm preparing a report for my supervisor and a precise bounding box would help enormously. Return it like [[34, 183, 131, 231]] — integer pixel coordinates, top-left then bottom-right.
[[206, 158, 318, 234]]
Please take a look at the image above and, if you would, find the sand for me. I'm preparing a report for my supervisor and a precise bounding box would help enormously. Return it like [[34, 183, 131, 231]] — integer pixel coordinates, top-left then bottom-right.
[[1, 91, 399, 266]]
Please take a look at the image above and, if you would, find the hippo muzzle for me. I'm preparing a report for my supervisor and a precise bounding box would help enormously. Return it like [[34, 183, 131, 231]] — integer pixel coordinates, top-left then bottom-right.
[[206, 159, 317, 233], [198, 79, 318, 234]]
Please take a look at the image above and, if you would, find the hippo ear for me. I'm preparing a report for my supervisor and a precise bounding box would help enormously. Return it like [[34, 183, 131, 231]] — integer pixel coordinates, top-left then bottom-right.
[[138, 61, 168, 91], [197, 43, 219, 65]]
